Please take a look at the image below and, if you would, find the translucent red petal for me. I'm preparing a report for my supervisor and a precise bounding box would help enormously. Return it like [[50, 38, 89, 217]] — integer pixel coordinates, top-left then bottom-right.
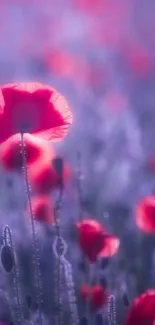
[[0, 82, 72, 143], [77, 219, 105, 262], [30, 195, 53, 224], [0, 88, 4, 115], [29, 159, 71, 193], [80, 284, 107, 311], [91, 285, 107, 310], [98, 235, 120, 258], [125, 290, 155, 325], [136, 196, 155, 233], [0, 133, 51, 170]]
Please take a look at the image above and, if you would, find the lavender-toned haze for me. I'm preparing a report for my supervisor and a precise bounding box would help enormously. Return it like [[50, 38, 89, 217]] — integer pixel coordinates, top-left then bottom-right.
[[0, 1, 155, 324]]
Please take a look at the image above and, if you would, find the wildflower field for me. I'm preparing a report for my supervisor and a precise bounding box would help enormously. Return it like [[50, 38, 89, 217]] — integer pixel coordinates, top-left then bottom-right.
[[0, 1, 155, 324]]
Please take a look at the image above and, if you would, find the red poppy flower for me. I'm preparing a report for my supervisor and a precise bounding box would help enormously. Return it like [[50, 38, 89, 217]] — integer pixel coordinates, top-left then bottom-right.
[[80, 284, 107, 311], [0, 133, 52, 170], [76, 219, 105, 263], [46, 50, 77, 79], [129, 49, 151, 77], [80, 284, 91, 301], [0, 88, 4, 115], [136, 196, 155, 233], [29, 158, 71, 193], [146, 156, 155, 172], [98, 234, 120, 258], [74, 0, 102, 15], [103, 91, 128, 115], [30, 195, 53, 224], [0, 82, 72, 143], [124, 45, 151, 77], [125, 290, 155, 325]]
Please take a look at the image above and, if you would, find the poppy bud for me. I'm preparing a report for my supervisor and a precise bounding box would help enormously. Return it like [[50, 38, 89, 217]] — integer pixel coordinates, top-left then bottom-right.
[[52, 157, 64, 184], [1, 245, 14, 273]]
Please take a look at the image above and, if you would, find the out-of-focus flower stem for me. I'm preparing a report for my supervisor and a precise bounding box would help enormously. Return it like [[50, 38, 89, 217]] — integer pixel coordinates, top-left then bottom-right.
[[3, 225, 24, 325]]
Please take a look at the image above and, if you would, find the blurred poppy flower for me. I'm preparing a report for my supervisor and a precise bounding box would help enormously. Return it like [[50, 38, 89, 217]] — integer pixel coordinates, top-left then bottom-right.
[[125, 45, 151, 77], [0, 82, 72, 143], [103, 91, 128, 115], [29, 158, 71, 193], [146, 156, 155, 172], [77, 219, 120, 262], [80, 284, 91, 301], [0, 133, 52, 171], [80, 284, 107, 311], [77, 220, 105, 263], [136, 196, 155, 233], [74, 0, 102, 15], [30, 195, 53, 224], [0, 88, 4, 115], [125, 290, 155, 325], [46, 50, 77, 79], [98, 234, 120, 258]]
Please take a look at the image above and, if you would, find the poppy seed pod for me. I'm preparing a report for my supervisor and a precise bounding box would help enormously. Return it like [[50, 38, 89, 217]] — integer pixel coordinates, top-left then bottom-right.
[[52, 156, 64, 183], [1, 245, 14, 273]]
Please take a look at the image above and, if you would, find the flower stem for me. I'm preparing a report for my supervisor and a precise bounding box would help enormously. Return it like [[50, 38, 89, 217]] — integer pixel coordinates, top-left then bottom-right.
[[86, 262, 95, 325], [20, 132, 42, 325], [3, 225, 24, 325], [107, 295, 116, 325], [62, 257, 79, 325], [76, 151, 84, 222], [53, 184, 63, 325]]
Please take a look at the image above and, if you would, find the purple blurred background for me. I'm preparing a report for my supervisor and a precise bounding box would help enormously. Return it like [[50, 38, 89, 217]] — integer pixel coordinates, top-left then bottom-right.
[[0, 1, 155, 324]]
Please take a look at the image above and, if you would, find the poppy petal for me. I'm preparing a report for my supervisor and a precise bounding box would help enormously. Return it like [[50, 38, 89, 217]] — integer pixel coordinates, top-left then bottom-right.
[[136, 196, 155, 233], [80, 284, 107, 311], [0, 82, 72, 143], [30, 195, 54, 224], [80, 284, 91, 301], [77, 220, 105, 262], [29, 158, 70, 193], [125, 290, 155, 325], [0, 133, 52, 170], [91, 285, 107, 310], [98, 235, 120, 258], [0, 88, 4, 115]]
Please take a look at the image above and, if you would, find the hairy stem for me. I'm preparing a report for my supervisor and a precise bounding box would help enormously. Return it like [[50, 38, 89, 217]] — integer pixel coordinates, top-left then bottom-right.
[[53, 260, 64, 325], [86, 263, 95, 325], [77, 151, 83, 222], [53, 185, 63, 325], [20, 133, 42, 325], [62, 257, 79, 325], [3, 225, 24, 325], [107, 295, 116, 325]]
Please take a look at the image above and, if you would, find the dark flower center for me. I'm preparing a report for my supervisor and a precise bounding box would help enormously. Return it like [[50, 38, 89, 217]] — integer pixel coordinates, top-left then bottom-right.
[[12, 98, 41, 133]]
